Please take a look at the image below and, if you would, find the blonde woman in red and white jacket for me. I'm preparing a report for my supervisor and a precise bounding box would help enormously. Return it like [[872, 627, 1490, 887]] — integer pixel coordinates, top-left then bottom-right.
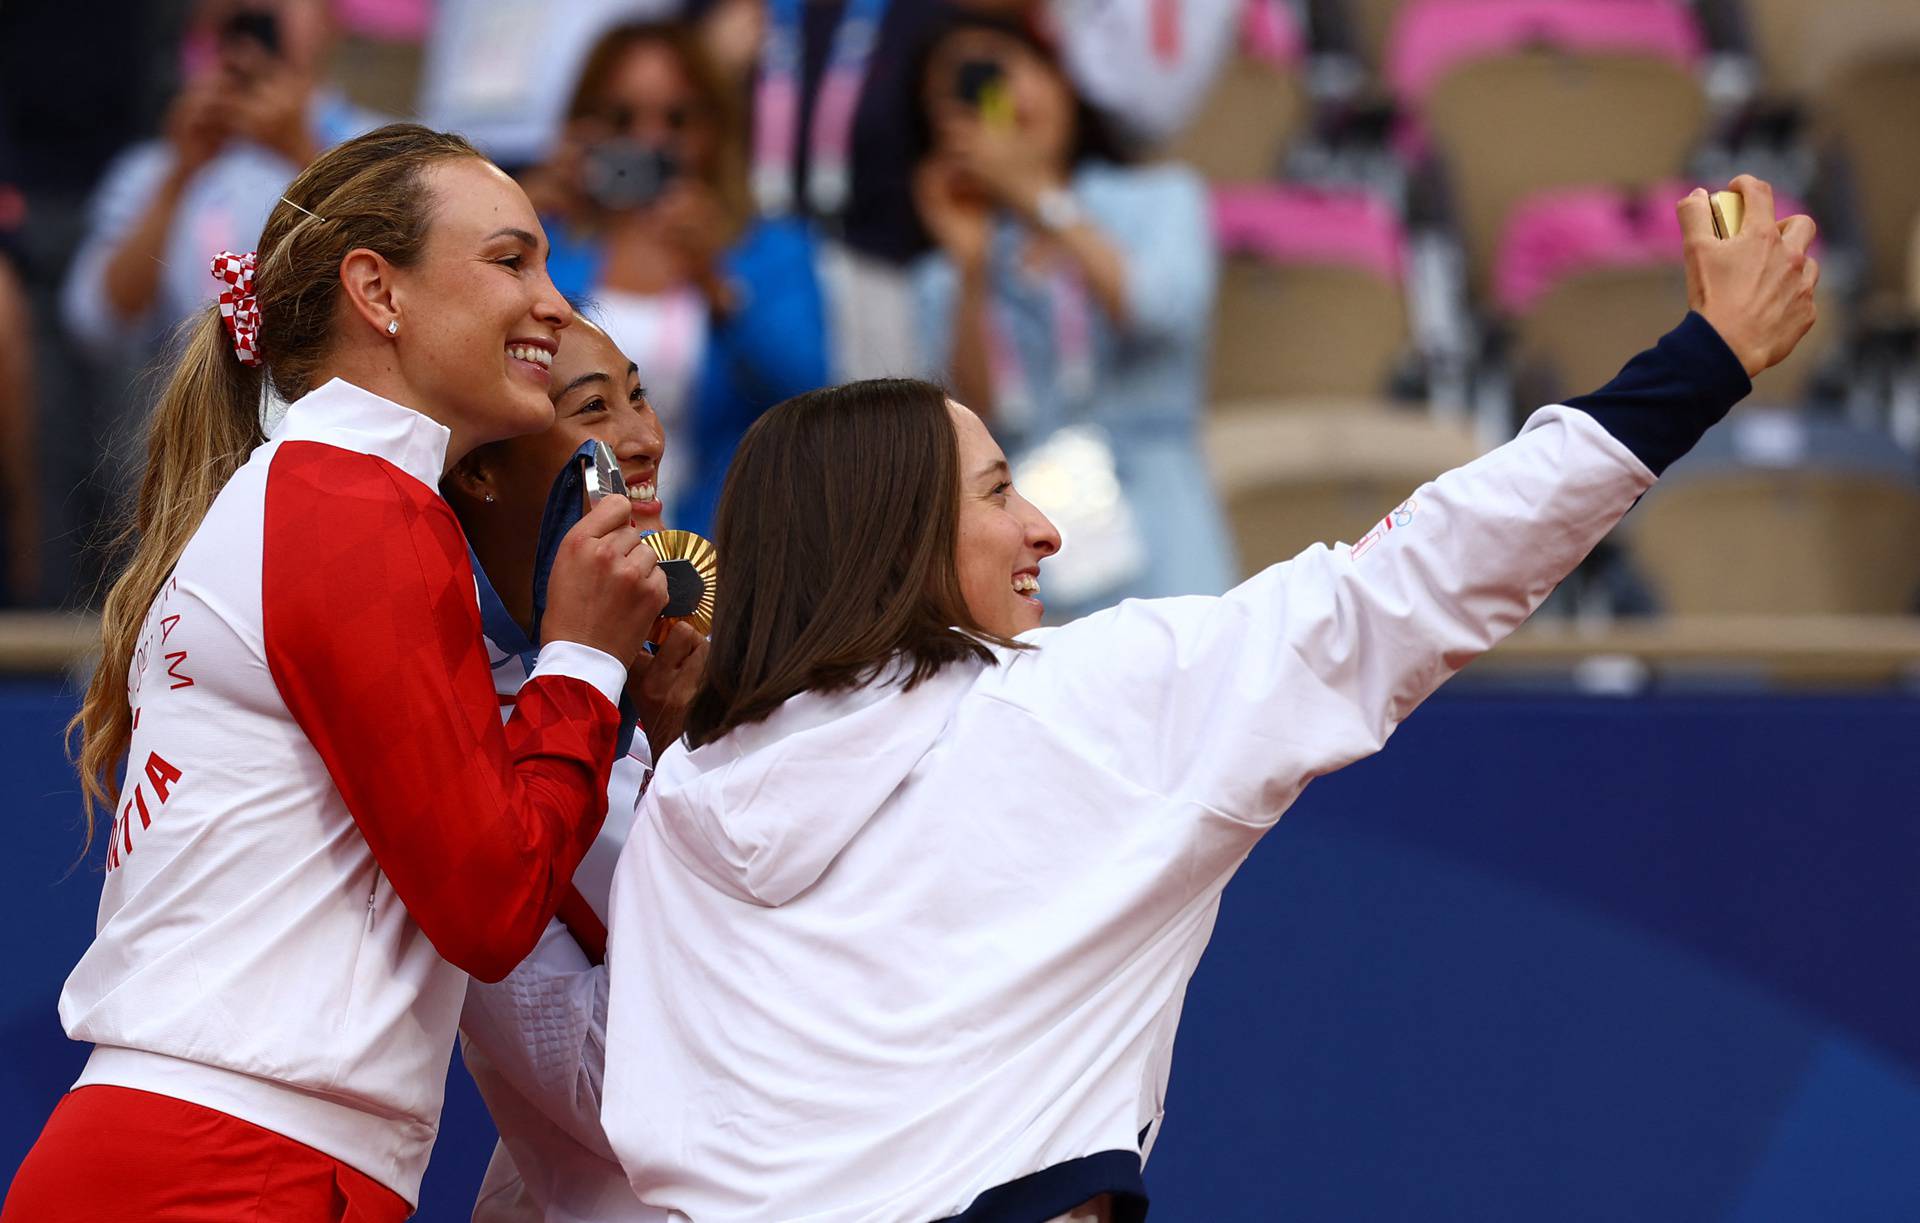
[[3, 125, 668, 1223]]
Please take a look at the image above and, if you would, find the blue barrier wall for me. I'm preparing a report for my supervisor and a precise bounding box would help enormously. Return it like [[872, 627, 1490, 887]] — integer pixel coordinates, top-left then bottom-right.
[[5, 679, 1918, 1220]]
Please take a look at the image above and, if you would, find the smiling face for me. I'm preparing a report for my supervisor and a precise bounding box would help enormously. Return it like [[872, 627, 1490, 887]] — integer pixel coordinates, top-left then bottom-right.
[[445, 318, 667, 633], [387, 157, 572, 450], [949, 400, 1061, 636], [471, 318, 667, 536]]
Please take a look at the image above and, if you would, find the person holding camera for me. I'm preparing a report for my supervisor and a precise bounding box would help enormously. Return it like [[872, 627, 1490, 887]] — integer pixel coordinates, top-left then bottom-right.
[[60, 0, 381, 358], [531, 21, 829, 536], [911, 13, 1233, 617]]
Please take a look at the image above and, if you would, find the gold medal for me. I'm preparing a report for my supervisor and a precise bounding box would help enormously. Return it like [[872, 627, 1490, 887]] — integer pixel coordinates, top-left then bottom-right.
[[644, 529, 718, 638]]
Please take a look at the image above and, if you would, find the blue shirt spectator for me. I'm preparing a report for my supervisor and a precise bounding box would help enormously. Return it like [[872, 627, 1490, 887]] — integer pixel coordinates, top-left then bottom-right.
[[534, 20, 829, 535]]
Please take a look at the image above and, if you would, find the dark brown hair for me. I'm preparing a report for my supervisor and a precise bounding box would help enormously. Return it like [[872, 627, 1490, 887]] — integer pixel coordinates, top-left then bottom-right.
[[72, 124, 482, 846], [685, 379, 1023, 747], [907, 13, 1131, 175], [565, 20, 750, 231]]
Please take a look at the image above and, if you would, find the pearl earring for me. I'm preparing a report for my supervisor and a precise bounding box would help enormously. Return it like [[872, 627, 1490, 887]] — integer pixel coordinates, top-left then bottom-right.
[[387, 319, 399, 336]]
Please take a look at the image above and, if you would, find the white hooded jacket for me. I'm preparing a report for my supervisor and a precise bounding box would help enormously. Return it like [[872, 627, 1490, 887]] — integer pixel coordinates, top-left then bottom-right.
[[601, 317, 1750, 1221]]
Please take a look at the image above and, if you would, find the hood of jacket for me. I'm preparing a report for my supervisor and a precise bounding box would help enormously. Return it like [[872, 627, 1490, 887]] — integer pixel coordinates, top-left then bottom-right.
[[646, 661, 979, 907]]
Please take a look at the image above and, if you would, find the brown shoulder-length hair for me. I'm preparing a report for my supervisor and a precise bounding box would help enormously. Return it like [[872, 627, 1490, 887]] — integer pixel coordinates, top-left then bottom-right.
[[685, 379, 1024, 747], [565, 20, 751, 232]]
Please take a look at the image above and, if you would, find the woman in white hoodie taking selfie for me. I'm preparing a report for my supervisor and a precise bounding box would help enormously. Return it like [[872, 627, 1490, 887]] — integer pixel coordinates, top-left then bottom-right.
[[599, 179, 1819, 1222]]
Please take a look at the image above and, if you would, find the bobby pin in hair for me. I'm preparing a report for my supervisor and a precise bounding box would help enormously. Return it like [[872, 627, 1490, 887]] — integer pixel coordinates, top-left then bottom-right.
[[279, 196, 328, 223]]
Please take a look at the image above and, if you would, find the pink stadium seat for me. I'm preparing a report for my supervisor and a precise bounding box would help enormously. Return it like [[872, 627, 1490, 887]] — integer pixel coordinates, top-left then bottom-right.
[[1386, 0, 1702, 106], [1209, 186, 1411, 400], [1213, 185, 1408, 283], [1495, 182, 1817, 315]]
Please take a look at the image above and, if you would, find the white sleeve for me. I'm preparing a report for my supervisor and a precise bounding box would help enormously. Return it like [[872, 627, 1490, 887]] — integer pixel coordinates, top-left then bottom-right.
[[996, 314, 1751, 822], [460, 918, 615, 1159]]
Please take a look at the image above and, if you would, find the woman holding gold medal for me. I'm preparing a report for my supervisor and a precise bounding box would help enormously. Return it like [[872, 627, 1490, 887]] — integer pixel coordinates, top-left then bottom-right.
[[445, 314, 707, 1223], [596, 177, 1820, 1222]]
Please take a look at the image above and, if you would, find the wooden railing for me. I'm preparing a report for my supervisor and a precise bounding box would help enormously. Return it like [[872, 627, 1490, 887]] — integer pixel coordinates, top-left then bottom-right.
[[4, 612, 1919, 686]]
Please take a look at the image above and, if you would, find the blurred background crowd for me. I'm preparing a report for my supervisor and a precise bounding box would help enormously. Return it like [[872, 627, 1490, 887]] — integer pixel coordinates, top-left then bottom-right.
[[3, 0, 1920, 645]]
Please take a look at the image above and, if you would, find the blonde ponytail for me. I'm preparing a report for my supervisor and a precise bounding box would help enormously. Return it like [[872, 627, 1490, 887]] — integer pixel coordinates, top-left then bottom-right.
[[69, 309, 264, 845]]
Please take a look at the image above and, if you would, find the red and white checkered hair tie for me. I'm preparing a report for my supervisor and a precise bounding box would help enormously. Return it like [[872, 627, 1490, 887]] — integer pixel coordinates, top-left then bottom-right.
[[211, 250, 262, 368]]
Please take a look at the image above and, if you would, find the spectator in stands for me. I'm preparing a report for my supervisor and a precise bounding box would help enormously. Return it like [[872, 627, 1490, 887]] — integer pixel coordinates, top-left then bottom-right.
[[719, 0, 959, 377], [419, 0, 676, 168], [530, 20, 829, 535], [60, 0, 380, 358], [911, 13, 1232, 613]]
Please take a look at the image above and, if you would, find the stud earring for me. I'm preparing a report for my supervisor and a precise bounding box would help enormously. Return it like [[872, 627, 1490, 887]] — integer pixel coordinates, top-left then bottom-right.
[[483, 492, 495, 503], [386, 319, 399, 336]]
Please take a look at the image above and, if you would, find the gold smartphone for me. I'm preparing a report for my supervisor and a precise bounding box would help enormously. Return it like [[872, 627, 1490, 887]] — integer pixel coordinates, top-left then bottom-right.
[[1710, 190, 1745, 239]]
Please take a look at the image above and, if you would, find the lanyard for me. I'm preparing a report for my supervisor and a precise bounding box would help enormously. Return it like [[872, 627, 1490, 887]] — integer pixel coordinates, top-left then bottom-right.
[[752, 0, 891, 218]]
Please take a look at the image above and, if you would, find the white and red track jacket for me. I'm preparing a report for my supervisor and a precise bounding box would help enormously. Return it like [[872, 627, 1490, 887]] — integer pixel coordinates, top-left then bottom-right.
[[57, 378, 627, 1205]]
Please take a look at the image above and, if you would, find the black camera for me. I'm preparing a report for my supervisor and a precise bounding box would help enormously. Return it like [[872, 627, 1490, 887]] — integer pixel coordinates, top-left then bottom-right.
[[580, 139, 680, 212]]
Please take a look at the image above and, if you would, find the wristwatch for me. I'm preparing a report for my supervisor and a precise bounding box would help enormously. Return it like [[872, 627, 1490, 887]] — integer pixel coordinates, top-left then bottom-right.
[[1034, 186, 1084, 234]]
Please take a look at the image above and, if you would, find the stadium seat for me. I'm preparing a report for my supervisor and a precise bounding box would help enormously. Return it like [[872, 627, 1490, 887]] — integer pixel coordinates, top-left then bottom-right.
[[1814, 53, 1920, 300], [1499, 182, 1835, 405], [1168, 50, 1309, 183], [1423, 50, 1705, 291], [1210, 186, 1411, 400], [1627, 415, 1920, 614], [1385, 0, 1701, 110], [1206, 404, 1482, 575], [1742, 0, 1920, 102]]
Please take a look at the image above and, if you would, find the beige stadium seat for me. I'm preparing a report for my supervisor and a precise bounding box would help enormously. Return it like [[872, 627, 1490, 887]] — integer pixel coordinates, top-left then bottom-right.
[[1514, 264, 1835, 405], [1164, 52, 1309, 182], [1629, 469, 1920, 614], [1206, 404, 1483, 576], [1423, 51, 1704, 291], [1211, 256, 1410, 401], [1815, 54, 1920, 300], [1742, 0, 1920, 102]]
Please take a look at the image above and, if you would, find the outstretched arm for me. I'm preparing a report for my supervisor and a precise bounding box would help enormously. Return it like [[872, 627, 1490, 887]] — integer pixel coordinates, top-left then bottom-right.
[[1006, 178, 1817, 824]]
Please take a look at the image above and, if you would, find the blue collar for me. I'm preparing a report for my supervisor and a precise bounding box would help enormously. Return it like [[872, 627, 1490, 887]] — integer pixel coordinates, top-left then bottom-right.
[[471, 440, 640, 756]]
